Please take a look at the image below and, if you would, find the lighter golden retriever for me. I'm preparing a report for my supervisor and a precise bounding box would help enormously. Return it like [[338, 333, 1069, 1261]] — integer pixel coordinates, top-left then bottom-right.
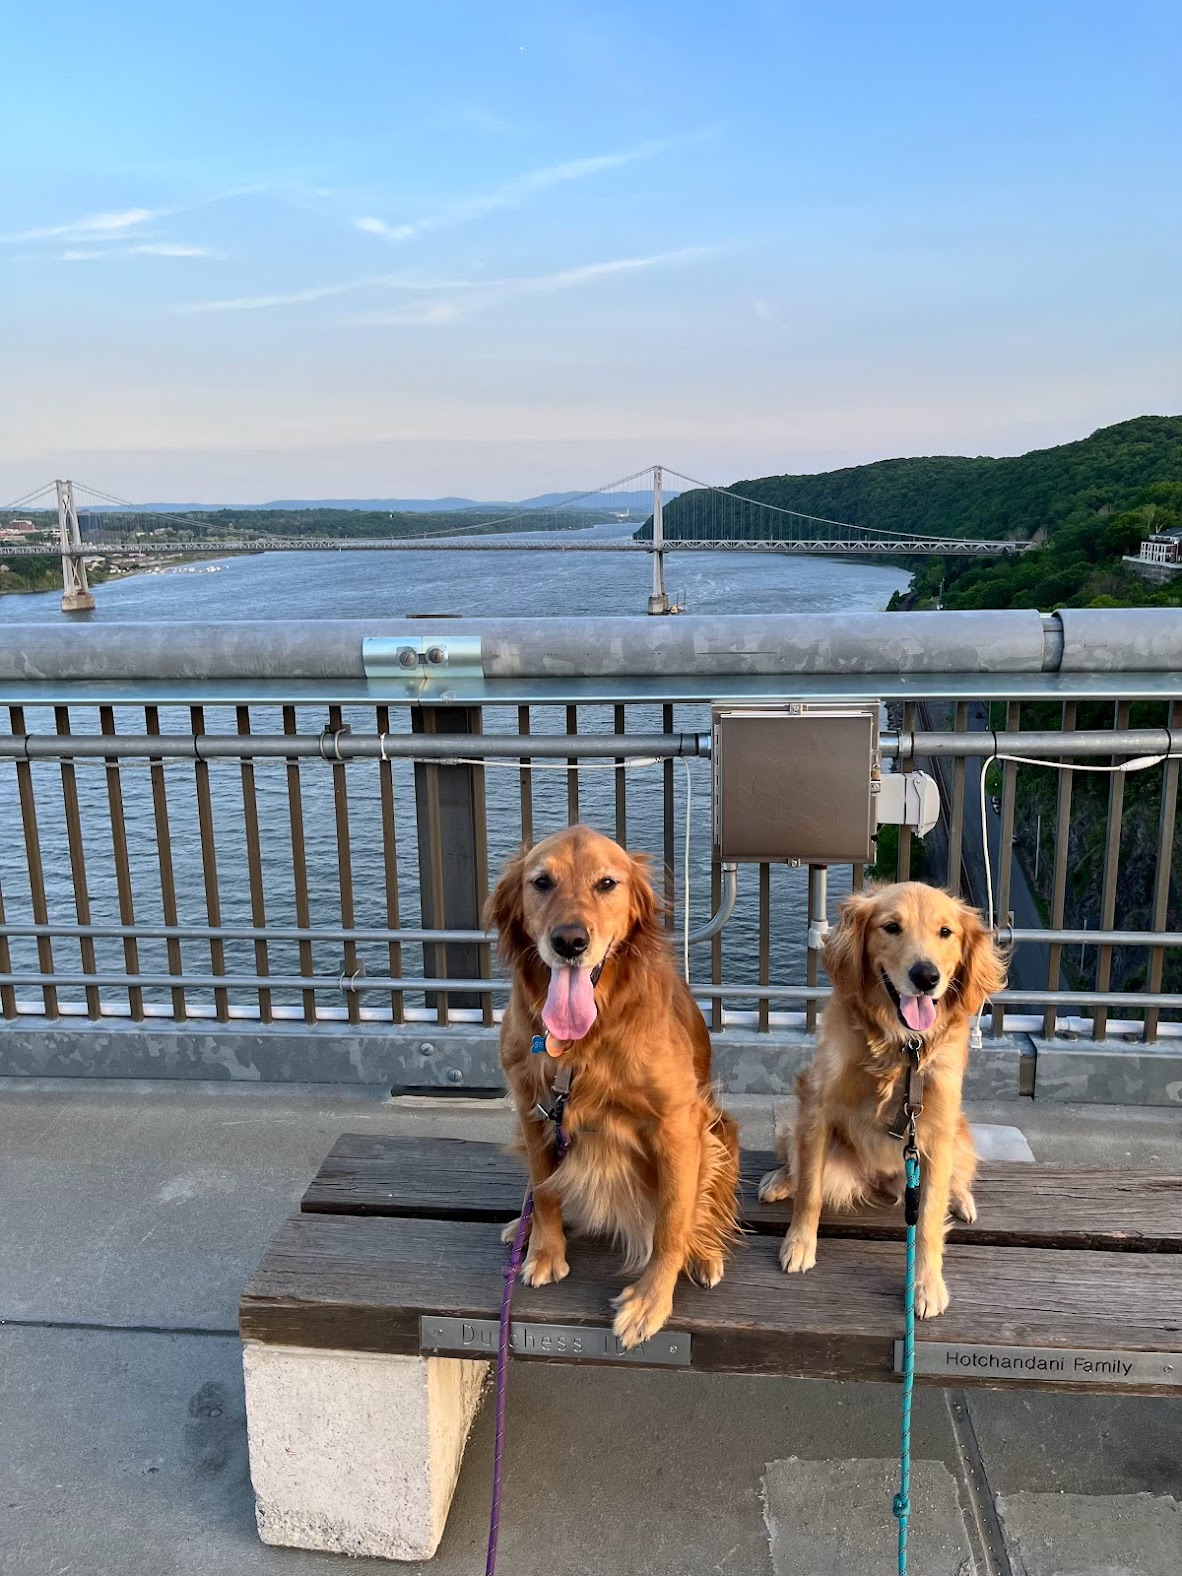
[[760, 882, 1006, 1318], [486, 824, 740, 1349]]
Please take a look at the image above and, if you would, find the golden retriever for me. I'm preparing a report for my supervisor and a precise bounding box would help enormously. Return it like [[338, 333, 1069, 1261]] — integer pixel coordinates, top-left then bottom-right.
[[486, 824, 740, 1349], [760, 882, 1006, 1318]]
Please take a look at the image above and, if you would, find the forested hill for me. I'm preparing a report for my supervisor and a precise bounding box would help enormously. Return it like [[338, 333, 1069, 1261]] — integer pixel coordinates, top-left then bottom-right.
[[639, 416, 1182, 610]]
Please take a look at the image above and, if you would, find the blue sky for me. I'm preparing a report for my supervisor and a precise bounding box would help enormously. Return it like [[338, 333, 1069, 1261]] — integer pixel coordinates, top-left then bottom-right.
[[3, 1, 1180, 501]]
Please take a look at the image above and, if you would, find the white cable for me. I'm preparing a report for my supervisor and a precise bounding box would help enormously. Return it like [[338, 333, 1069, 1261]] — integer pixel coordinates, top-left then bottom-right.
[[975, 744, 1176, 1043], [978, 746, 1177, 931], [422, 754, 661, 771]]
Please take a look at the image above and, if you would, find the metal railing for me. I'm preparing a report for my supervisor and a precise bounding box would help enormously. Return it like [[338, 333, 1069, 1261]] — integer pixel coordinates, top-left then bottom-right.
[[0, 612, 1178, 1070]]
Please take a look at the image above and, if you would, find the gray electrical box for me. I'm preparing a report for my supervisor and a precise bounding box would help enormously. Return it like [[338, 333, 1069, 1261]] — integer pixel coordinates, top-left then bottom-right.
[[711, 702, 881, 864]]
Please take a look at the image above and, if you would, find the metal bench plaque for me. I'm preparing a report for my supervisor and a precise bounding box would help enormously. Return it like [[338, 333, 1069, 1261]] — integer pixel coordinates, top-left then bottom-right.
[[895, 1340, 1180, 1387], [420, 1316, 691, 1366]]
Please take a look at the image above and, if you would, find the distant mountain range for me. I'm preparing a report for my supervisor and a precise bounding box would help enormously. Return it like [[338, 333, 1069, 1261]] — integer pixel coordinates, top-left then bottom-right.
[[127, 489, 678, 514]]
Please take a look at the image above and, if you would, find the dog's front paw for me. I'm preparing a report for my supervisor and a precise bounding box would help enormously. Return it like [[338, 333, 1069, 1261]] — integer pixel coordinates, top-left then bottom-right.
[[758, 1166, 794, 1203], [779, 1228, 817, 1274], [611, 1276, 675, 1349], [501, 1214, 527, 1246], [950, 1190, 977, 1224], [522, 1242, 569, 1287], [687, 1253, 725, 1289], [915, 1269, 949, 1319]]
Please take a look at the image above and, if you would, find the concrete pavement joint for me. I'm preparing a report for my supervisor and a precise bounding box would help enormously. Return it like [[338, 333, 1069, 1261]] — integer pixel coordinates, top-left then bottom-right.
[[946, 1390, 1013, 1576]]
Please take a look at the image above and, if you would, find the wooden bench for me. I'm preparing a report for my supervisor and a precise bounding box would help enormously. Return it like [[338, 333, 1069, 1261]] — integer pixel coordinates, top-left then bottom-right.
[[240, 1136, 1182, 1561]]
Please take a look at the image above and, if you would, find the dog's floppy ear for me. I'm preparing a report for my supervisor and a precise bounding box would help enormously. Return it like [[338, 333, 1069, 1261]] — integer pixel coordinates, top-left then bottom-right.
[[483, 845, 532, 969], [822, 887, 878, 997], [955, 901, 1008, 1016], [626, 850, 664, 942]]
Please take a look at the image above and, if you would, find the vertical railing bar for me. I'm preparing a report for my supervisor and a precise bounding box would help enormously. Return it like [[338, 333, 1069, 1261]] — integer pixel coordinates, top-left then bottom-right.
[[710, 855, 723, 1032], [614, 703, 627, 849], [992, 700, 1021, 1038], [517, 705, 533, 848], [146, 705, 187, 1022], [283, 706, 317, 1023], [946, 702, 968, 895], [470, 708, 493, 1030], [805, 864, 819, 1035], [758, 861, 771, 1033], [896, 702, 916, 880], [1043, 700, 1076, 1041], [55, 706, 101, 1020], [10, 704, 58, 1019], [237, 706, 272, 1025], [566, 704, 579, 825], [98, 704, 143, 1023], [1144, 698, 1181, 1043], [663, 702, 676, 930], [0, 850, 15, 1018], [191, 705, 229, 1024], [376, 705, 404, 1026], [1093, 700, 1130, 1042], [328, 704, 361, 1028], [0, 711, 16, 1016], [423, 711, 450, 1028]]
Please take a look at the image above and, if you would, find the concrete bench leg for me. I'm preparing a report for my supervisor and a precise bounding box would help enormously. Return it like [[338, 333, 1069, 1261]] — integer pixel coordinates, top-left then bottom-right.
[[243, 1342, 489, 1561]]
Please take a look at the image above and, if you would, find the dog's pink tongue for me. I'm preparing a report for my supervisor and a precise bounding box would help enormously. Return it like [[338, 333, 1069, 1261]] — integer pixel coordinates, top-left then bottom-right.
[[901, 995, 937, 1033], [543, 966, 597, 1042]]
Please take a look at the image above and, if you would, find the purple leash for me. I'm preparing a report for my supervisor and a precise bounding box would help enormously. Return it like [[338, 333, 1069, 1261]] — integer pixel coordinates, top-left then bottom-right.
[[485, 1188, 535, 1576], [485, 1051, 571, 1576]]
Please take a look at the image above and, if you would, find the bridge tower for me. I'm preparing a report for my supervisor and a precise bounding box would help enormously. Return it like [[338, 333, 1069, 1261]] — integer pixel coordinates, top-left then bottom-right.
[[56, 479, 95, 613], [647, 463, 671, 615]]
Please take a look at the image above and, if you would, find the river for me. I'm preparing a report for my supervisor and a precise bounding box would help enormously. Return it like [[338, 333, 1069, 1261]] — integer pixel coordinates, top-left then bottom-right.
[[0, 528, 909, 1024]]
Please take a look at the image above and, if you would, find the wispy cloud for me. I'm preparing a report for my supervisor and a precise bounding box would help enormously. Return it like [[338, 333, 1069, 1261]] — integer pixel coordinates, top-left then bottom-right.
[[180, 247, 713, 320], [354, 137, 689, 244], [3, 207, 158, 244], [348, 249, 714, 326], [180, 278, 380, 314], [61, 242, 225, 262]]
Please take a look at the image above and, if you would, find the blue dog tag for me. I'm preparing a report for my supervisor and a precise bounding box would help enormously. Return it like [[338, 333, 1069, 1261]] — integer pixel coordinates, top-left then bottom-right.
[[531, 1034, 546, 1055]]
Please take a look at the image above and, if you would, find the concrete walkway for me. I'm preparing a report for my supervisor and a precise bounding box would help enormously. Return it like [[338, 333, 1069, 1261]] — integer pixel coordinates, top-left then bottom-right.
[[1, 1079, 1179, 1575]]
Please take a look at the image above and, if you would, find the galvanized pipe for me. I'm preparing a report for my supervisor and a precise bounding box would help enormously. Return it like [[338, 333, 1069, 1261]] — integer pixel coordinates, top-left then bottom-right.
[[891, 729, 1181, 761], [0, 731, 709, 761], [685, 863, 739, 945], [2, 727, 1179, 763], [1001, 927, 1182, 948], [2, 608, 1178, 680]]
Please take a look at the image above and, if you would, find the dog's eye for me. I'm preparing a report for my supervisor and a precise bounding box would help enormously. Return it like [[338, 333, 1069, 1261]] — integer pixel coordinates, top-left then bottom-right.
[[595, 877, 618, 893], [883, 921, 902, 935], [939, 926, 953, 939], [530, 873, 554, 892]]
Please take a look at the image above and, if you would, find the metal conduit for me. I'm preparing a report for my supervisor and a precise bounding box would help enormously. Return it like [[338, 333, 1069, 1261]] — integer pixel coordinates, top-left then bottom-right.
[[1, 727, 1179, 762]]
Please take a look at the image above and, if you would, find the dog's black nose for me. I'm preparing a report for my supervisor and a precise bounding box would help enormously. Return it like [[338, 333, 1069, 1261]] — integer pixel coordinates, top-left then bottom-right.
[[550, 924, 590, 962], [909, 960, 941, 993]]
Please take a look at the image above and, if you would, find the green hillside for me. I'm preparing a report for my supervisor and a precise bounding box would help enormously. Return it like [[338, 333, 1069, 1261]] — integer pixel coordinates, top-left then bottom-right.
[[644, 416, 1182, 610]]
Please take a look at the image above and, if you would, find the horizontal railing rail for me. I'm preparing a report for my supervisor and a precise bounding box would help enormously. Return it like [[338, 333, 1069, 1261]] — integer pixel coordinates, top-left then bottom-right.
[[0, 612, 1178, 1072]]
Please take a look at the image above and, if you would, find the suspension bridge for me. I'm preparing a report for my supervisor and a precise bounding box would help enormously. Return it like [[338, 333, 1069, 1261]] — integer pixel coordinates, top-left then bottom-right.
[[2, 466, 1032, 614]]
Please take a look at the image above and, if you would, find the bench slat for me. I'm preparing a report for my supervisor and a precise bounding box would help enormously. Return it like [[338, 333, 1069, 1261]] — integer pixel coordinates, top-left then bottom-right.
[[301, 1134, 1182, 1253], [239, 1211, 1182, 1391]]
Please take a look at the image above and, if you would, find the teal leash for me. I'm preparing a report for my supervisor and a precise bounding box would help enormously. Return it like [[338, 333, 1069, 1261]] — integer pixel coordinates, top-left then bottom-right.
[[893, 1120, 922, 1575]]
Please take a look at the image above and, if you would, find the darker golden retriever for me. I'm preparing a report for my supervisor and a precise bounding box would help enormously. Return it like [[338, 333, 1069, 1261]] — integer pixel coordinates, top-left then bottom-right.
[[486, 824, 740, 1349], [760, 882, 1006, 1318]]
